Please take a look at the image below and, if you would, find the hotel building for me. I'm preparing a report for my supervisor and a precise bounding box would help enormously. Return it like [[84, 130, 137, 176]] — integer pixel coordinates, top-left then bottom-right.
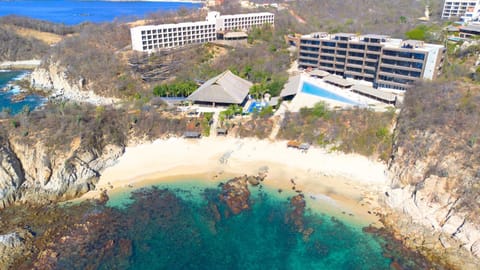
[[211, 12, 275, 32], [442, 0, 480, 19], [131, 11, 274, 52], [298, 33, 446, 90]]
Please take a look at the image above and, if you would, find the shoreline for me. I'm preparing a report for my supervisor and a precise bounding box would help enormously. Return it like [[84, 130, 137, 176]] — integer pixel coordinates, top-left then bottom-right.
[[80, 137, 389, 227], [0, 60, 41, 70]]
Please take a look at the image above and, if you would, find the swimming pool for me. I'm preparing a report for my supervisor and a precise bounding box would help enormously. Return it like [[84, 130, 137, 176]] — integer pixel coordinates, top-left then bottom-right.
[[246, 101, 266, 113], [301, 82, 359, 105]]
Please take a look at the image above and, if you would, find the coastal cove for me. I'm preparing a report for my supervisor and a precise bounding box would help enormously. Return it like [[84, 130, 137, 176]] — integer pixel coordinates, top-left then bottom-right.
[[82, 137, 390, 226], [100, 180, 393, 269]]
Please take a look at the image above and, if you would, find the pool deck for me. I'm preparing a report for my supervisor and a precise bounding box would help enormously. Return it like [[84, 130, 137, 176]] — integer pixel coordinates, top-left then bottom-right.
[[282, 74, 395, 112]]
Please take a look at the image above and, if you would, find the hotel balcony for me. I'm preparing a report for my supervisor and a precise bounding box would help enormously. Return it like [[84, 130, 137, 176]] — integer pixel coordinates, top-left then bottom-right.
[[379, 63, 422, 72], [376, 79, 414, 89], [348, 48, 367, 53], [345, 70, 364, 77], [381, 54, 425, 63], [346, 62, 364, 69], [347, 55, 365, 61], [298, 55, 318, 61], [378, 71, 421, 81]]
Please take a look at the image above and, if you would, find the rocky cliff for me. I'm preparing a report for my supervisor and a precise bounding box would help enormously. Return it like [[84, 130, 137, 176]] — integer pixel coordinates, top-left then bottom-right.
[[384, 81, 480, 268], [30, 62, 119, 105], [0, 135, 124, 208]]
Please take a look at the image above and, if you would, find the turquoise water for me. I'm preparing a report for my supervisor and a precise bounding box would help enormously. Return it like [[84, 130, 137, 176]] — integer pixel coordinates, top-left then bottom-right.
[[301, 81, 359, 105], [0, 0, 202, 25], [246, 100, 267, 113], [0, 71, 46, 115], [102, 180, 393, 269]]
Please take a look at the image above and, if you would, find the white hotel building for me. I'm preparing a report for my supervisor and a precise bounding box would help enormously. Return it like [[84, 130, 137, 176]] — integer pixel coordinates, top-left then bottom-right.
[[442, 0, 480, 19], [131, 11, 274, 52]]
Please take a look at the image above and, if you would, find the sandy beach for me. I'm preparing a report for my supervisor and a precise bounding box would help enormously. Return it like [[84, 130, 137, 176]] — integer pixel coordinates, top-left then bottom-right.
[[82, 137, 389, 226], [0, 60, 41, 70]]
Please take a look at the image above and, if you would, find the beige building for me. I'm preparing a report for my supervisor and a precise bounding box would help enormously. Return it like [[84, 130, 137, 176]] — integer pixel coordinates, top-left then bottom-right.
[[298, 33, 446, 90]]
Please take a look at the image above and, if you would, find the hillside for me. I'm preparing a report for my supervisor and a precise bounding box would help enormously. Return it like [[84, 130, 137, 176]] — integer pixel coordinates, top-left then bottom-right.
[[383, 65, 480, 267], [0, 16, 74, 61]]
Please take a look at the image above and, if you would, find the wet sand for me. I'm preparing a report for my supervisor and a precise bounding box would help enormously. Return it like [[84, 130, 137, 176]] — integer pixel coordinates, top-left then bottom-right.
[[80, 137, 389, 226]]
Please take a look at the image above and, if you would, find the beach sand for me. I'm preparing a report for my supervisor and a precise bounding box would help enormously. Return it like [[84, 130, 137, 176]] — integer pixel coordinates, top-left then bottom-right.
[[80, 137, 389, 226]]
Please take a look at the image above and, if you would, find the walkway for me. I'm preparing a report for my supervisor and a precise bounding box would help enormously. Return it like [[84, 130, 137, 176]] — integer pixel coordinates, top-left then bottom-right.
[[269, 102, 289, 140], [209, 110, 220, 137]]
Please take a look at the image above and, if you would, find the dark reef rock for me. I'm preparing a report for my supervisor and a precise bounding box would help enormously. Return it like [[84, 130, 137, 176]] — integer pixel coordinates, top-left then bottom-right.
[[219, 176, 251, 215], [287, 194, 306, 230]]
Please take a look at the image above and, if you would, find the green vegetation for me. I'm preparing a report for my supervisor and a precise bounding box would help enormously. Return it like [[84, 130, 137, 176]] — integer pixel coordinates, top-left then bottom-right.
[[404, 24, 443, 42], [279, 103, 395, 161], [249, 76, 287, 98], [201, 112, 213, 136], [394, 78, 480, 220], [153, 80, 198, 97], [0, 25, 50, 61], [1, 102, 193, 153], [219, 105, 242, 123], [285, 0, 434, 37]]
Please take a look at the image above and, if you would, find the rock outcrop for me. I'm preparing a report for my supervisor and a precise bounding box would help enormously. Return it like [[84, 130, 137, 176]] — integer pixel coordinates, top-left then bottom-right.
[[0, 230, 33, 268], [0, 136, 124, 208], [219, 176, 251, 215], [385, 132, 480, 268], [30, 62, 118, 105]]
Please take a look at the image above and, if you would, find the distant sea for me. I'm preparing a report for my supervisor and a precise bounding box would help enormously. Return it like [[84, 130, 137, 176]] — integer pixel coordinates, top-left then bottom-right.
[[0, 0, 203, 25], [0, 71, 45, 115]]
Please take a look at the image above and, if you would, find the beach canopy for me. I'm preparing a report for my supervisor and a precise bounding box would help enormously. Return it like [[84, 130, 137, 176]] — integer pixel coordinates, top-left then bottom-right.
[[184, 131, 201, 138], [351, 84, 396, 104], [309, 69, 330, 78], [324, 75, 353, 88], [187, 70, 252, 105], [280, 75, 301, 98]]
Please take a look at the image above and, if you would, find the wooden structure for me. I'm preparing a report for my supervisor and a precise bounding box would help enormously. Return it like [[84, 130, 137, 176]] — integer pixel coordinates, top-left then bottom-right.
[[216, 128, 228, 136], [184, 131, 201, 138], [287, 140, 301, 148]]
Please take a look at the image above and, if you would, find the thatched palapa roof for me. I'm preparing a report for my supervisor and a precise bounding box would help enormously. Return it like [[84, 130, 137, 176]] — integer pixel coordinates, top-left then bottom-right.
[[187, 70, 252, 105], [280, 75, 301, 98]]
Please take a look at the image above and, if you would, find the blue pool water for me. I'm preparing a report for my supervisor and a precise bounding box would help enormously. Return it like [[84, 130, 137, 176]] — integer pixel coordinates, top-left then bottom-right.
[[0, 0, 202, 25], [0, 71, 46, 115], [246, 100, 267, 113], [301, 81, 359, 105]]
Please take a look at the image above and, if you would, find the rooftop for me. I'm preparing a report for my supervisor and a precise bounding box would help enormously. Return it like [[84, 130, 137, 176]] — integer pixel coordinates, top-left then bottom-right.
[[460, 24, 480, 32], [351, 84, 396, 103], [280, 75, 301, 97], [324, 75, 354, 88], [187, 70, 252, 104]]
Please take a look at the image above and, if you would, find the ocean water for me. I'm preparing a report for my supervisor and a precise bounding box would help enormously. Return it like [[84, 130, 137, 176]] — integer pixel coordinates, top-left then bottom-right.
[[0, 70, 45, 115], [99, 180, 393, 269], [0, 0, 202, 25]]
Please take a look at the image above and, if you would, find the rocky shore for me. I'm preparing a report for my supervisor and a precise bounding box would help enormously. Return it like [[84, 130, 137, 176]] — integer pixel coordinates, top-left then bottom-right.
[[30, 62, 118, 106], [0, 60, 41, 70], [0, 135, 124, 209]]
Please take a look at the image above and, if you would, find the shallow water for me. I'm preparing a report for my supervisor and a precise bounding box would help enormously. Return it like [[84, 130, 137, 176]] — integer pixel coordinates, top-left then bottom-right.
[[103, 180, 392, 269], [0, 70, 45, 115]]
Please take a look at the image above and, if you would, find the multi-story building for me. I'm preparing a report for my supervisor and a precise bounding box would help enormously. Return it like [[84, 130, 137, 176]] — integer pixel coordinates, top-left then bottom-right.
[[131, 21, 216, 52], [131, 11, 274, 52], [442, 0, 480, 19], [298, 33, 446, 90], [211, 12, 275, 32]]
